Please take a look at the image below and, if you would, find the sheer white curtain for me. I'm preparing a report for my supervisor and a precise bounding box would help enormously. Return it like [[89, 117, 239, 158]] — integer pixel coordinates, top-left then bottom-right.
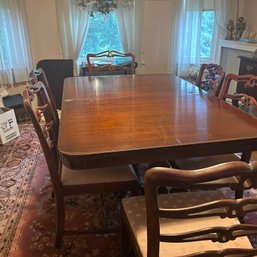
[[176, 0, 204, 77], [115, 0, 144, 66], [0, 0, 32, 85], [168, 0, 183, 74], [213, 0, 238, 61], [56, 0, 89, 74], [169, 0, 239, 76]]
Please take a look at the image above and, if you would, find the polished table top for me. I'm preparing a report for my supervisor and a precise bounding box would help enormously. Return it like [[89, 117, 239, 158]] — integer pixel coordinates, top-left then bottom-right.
[[58, 74, 257, 169]]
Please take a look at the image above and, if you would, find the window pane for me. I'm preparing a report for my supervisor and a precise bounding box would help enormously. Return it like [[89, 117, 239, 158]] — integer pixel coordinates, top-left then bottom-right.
[[80, 12, 123, 59], [200, 10, 214, 58]]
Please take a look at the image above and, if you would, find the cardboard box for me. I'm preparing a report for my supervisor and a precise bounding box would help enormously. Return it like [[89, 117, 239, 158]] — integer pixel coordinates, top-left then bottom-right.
[[0, 107, 20, 144]]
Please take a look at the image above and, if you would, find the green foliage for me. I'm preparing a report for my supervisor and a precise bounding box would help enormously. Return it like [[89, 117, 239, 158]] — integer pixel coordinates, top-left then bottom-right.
[[80, 12, 123, 58], [200, 11, 214, 58], [80, 10, 215, 60]]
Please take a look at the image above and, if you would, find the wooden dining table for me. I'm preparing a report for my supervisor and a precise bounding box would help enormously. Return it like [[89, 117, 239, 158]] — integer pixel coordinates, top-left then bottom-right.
[[58, 74, 257, 170]]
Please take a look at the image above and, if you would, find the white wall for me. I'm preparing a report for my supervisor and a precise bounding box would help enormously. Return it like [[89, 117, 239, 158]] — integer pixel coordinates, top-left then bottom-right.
[[24, 0, 60, 67], [242, 0, 257, 36], [140, 0, 174, 74]]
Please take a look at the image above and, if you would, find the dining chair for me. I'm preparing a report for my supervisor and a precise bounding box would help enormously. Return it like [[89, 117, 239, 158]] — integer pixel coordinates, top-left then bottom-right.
[[121, 161, 257, 257], [196, 63, 226, 97], [170, 73, 257, 197], [86, 50, 136, 76], [29, 68, 60, 125], [23, 81, 139, 248], [36, 59, 74, 109], [219, 73, 257, 110]]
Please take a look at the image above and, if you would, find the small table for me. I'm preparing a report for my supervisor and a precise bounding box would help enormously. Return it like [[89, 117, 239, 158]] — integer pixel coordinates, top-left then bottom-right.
[[3, 94, 29, 123], [58, 74, 257, 170]]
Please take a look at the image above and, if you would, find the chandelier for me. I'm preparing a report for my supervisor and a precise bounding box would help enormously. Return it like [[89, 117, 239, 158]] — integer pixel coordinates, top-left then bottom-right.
[[78, 0, 133, 16]]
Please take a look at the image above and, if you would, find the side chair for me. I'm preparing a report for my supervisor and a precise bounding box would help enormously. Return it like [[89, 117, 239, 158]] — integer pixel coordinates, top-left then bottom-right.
[[121, 161, 257, 257], [196, 63, 226, 97], [219, 73, 257, 111], [170, 73, 257, 197], [23, 81, 139, 248], [86, 50, 136, 76]]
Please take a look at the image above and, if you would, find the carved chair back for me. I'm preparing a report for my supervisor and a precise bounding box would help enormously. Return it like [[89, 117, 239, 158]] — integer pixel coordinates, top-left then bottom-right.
[[86, 50, 136, 76], [219, 73, 257, 115], [29, 68, 59, 126], [143, 162, 257, 257], [196, 63, 226, 97]]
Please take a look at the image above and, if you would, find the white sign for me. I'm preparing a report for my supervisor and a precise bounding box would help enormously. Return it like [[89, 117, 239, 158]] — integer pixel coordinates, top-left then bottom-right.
[[0, 107, 20, 144]]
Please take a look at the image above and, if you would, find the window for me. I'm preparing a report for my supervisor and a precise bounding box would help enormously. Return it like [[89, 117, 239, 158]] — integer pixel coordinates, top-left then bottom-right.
[[0, 1, 31, 85], [200, 10, 215, 60], [79, 12, 123, 60]]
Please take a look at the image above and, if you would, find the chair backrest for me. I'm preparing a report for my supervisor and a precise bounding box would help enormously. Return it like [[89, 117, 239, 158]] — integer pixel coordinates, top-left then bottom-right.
[[86, 50, 136, 76], [217, 73, 257, 163], [23, 81, 60, 193], [218, 73, 257, 115], [36, 59, 74, 109], [196, 63, 226, 97], [29, 68, 59, 126], [144, 162, 257, 257]]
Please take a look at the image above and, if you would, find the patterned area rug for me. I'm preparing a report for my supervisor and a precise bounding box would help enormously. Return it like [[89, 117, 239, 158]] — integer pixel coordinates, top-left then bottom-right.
[[1, 124, 257, 257], [1, 125, 121, 257]]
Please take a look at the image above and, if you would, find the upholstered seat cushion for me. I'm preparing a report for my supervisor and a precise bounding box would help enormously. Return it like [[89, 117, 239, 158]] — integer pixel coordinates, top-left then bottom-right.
[[61, 164, 137, 186], [172, 155, 244, 189], [122, 191, 252, 257], [173, 154, 240, 170]]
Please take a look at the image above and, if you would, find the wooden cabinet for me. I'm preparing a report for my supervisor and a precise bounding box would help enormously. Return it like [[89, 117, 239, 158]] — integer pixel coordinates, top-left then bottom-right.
[[238, 56, 257, 99], [239, 56, 257, 75]]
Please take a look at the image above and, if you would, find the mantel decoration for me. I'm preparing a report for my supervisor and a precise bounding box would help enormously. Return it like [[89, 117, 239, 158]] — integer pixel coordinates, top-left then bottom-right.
[[78, 0, 133, 16], [226, 17, 247, 41], [226, 16, 257, 44]]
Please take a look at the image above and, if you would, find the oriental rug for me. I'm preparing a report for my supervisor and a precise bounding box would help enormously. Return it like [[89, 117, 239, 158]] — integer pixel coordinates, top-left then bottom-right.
[[0, 125, 121, 257], [1, 124, 257, 257]]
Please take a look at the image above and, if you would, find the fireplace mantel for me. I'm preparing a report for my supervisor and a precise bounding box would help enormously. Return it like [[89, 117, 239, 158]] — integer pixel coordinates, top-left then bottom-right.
[[216, 39, 257, 64]]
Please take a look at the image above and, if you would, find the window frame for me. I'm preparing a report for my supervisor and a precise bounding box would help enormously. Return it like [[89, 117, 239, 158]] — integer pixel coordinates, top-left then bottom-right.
[[78, 11, 123, 64], [200, 8, 217, 64]]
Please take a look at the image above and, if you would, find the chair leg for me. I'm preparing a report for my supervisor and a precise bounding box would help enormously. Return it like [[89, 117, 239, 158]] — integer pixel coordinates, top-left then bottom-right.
[[235, 190, 243, 199], [130, 181, 142, 196], [100, 193, 109, 231], [121, 208, 130, 257], [55, 196, 65, 248], [132, 164, 144, 194]]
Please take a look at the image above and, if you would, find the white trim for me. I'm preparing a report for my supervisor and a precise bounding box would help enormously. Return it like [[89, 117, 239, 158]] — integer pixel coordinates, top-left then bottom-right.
[[215, 39, 257, 64]]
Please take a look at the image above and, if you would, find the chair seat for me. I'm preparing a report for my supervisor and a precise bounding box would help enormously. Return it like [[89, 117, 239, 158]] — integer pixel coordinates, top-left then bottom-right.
[[62, 164, 138, 193], [122, 190, 252, 257], [173, 154, 240, 170], [172, 154, 242, 189]]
